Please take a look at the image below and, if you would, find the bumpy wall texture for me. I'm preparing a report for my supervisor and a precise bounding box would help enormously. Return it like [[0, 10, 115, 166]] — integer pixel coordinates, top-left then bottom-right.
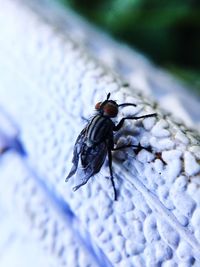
[[0, 0, 200, 267]]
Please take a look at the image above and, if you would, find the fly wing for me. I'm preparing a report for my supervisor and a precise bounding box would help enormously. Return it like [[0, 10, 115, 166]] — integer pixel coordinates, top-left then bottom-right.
[[73, 143, 107, 191], [80, 142, 107, 179], [65, 127, 86, 181]]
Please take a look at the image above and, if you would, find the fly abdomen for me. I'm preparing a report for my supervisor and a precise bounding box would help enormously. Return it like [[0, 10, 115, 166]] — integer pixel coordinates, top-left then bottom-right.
[[86, 115, 113, 146]]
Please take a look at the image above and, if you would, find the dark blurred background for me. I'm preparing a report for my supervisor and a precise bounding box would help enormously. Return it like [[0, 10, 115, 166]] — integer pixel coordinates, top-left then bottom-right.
[[59, 0, 200, 93]]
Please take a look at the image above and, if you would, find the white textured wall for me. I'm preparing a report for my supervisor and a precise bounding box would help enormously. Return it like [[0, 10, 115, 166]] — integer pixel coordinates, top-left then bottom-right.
[[0, 0, 200, 267]]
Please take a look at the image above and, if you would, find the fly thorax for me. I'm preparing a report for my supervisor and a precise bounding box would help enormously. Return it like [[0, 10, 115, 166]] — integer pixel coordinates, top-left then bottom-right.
[[86, 115, 113, 146]]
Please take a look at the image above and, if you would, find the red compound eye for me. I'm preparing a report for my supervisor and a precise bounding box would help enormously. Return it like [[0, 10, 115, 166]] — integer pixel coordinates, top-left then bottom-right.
[[103, 103, 118, 117], [95, 102, 102, 110]]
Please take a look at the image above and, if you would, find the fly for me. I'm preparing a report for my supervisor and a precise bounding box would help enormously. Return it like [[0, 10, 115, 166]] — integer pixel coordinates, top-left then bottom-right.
[[66, 93, 157, 200]]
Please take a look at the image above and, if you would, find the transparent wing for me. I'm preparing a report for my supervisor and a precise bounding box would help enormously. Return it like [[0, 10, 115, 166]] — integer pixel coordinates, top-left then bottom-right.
[[73, 142, 107, 191], [65, 127, 86, 181], [81, 142, 107, 176]]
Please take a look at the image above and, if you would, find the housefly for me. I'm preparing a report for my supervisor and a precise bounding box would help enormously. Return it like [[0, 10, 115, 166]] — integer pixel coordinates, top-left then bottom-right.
[[66, 93, 156, 200]]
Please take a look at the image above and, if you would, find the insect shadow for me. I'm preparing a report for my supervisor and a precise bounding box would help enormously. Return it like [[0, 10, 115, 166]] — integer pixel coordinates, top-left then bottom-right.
[[66, 93, 157, 200]]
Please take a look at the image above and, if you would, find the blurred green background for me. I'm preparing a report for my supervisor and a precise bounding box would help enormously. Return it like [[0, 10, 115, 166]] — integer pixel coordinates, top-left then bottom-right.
[[59, 0, 200, 93]]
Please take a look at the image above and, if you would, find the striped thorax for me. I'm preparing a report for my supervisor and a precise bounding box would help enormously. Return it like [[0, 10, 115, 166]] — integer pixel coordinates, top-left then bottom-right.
[[86, 115, 114, 147]]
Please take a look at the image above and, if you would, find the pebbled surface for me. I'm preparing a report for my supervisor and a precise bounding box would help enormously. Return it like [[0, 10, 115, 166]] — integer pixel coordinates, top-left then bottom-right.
[[0, 0, 200, 266], [0, 152, 106, 267]]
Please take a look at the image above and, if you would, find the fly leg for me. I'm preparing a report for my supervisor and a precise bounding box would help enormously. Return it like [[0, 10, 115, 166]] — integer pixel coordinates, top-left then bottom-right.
[[114, 113, 157, 131], [81, 116, 89, 123], [113, 144, 144, 151], [107, 147, 117, 201], [113, 143, 151, 152]]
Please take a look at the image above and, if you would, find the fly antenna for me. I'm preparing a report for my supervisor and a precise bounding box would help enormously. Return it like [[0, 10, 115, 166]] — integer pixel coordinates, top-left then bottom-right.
[[118, 103, 137, 107], [107, 92, 111, 100]]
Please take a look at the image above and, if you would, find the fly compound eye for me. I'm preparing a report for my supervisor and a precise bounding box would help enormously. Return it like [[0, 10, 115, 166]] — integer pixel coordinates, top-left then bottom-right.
[[103, 103, 118, 117], [95, 102, 102, 110]]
